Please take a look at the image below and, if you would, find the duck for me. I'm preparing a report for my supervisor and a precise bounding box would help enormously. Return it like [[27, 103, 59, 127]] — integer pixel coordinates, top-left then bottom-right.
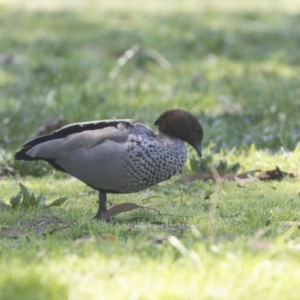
[[15, 109, 203, 219]]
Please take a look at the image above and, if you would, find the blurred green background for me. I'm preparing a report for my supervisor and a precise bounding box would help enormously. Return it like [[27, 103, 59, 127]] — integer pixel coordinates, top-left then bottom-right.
[[0, 0, 299, 169]]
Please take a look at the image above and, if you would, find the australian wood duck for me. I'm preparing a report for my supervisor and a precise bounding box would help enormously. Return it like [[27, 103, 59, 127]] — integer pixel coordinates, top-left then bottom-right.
[[15, 109, 203, 219]]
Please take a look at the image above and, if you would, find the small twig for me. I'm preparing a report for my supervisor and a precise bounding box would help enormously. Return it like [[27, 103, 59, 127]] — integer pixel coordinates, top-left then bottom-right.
[[142, 206, 161, 215], [109, 44, 141, 79], [47, 225, 73, 235], [143, 46, 171, 68], [108, 44, 171, 80], [208, 165, 223, 241]]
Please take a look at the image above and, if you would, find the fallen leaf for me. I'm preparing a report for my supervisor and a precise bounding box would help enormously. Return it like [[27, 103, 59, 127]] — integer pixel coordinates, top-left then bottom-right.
[[258, 166, 297, 181], [1, 227, 26, 238], [177, 171, 253, 183], [36, 215, 63, 235], [178, 167, 296, 184], [102, 202, 145, 220]]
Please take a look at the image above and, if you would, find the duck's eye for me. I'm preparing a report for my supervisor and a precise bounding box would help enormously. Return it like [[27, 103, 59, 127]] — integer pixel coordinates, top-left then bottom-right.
[[195, 126, 200, 133]]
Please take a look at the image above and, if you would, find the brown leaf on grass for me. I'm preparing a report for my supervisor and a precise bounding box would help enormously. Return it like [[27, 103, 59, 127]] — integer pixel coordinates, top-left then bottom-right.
[[102, 203, 145, 220], [258, 166, 297, 181], [36, 215, 63, 235], [1, 227, 26, 238], [178, 167, 296, 184]]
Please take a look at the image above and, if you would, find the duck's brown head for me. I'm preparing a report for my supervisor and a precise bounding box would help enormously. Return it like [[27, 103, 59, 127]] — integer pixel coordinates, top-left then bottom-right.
[[154, 109, 203, 157]]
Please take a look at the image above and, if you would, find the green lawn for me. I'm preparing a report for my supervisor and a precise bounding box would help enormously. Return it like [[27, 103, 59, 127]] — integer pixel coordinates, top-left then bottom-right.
[[1, 0, 300, 299]]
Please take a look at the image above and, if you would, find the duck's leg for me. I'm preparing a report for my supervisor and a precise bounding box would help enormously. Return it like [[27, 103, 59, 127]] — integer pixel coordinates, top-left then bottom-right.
[[93, 191, 107, 220]]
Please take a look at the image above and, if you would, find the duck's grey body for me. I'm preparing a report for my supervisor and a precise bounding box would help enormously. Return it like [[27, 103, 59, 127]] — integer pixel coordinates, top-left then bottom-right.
[[24, 120, 187, 193], [15, 109, 203, 219]]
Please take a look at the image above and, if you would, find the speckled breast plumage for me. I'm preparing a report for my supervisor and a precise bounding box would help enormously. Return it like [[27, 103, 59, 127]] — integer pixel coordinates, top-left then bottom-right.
[[117, 131, 187, 193]]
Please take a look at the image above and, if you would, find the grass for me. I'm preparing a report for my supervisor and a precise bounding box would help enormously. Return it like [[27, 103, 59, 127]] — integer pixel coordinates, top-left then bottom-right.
[[1, 0, 300, 299], [1, 175, 300, 299]]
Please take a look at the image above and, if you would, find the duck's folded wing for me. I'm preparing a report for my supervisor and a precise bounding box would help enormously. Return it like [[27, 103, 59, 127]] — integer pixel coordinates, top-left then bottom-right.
[[14, 119, 134, 162]]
